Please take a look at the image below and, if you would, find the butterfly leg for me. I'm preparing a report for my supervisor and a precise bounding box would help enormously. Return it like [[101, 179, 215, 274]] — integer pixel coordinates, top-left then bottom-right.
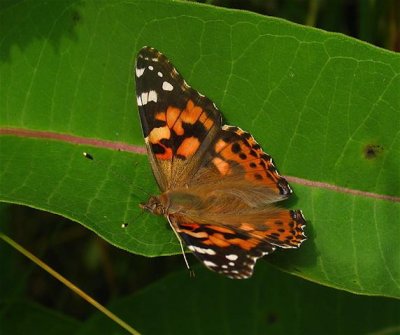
[[166, 215, 191, 271]]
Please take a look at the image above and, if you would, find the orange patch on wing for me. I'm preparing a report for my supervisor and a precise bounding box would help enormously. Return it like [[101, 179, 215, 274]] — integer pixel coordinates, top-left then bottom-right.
[[251, 210, 306, 247], [165, 100, 213, 137], [206, 233, 230, 247], [214, 139, 227, 153], [238, 223, 255, 232], [199, 113, 214, 130], [155, 146, 173, 160], [219, 142, 244, 162], [177, 136, 201, 157], [166, 106, 182, 135], [148, 126, 171, 143], [203, 233, 259, 251], [178, 230, 209, 239], [228, 237, 259, 251], [215, 132, 285, 194], [155, 112, 166, 121], [212, 157, 231, 176], [148, 126, 173, 160], [173, 122, 184, 136], [206, 225, 235, 234], [179, 222, 201, 230], [181, 100, 203, 124]]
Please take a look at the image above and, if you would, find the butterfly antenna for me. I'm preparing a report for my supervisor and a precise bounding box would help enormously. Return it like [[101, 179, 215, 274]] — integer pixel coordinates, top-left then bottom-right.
[[167, 216, 191, 271], [83, 152, 151, 197]]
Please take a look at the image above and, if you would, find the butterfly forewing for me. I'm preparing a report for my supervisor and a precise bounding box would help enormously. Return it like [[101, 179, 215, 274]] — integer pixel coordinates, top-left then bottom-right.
[[135, 47, 221, 190]]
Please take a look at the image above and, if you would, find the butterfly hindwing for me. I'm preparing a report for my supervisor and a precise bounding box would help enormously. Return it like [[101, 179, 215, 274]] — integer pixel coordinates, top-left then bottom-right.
[[168, 207, 305, 279], [169, 215, 276, 279], [194, 125, 292, 197]]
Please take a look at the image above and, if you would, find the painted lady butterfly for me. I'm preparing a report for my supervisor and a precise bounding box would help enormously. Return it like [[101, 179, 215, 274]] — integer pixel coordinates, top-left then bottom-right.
[[135, 46, 306, 279]]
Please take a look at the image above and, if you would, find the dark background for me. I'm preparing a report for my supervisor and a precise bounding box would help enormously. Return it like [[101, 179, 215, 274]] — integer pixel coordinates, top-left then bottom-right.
[[2, 0, 399, 322]]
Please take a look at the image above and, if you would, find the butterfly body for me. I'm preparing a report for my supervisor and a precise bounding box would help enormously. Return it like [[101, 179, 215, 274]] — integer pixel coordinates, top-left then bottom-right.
[[135, 46, 306, 279]]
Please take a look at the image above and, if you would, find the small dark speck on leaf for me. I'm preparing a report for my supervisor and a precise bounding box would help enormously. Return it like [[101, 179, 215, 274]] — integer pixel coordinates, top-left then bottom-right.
[[364, 144, 384, 159], [71, 10, 81, 25], [83, 152, 94, 160], [266, 312, 278, 324]]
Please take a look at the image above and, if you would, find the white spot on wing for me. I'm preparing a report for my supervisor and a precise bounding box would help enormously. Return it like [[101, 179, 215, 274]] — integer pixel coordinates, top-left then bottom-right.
[[136, 68, 145, 77], [205, 248, 216, 255], [157, 71, 163, 77], [203, 260, 217, 267], [139, 91, 158, 105], [226, 254, 238, 261], [188, 245, 216, 255], [148, 90, 157, 103], [162, 81, 173, 91], [148, 65, 154, 71], [141, 92, 148, 105], [229, 262, 235, 266]]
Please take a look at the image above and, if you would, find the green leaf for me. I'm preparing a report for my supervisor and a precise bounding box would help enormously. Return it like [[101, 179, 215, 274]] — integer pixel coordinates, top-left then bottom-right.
[[80, 263, 400, 335], [0, 0, 399, 298], [0, 300, 81, 335]]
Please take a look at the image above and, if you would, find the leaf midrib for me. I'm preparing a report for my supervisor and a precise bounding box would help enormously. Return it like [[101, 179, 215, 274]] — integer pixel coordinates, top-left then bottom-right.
[[1, 126, 399, 203]]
